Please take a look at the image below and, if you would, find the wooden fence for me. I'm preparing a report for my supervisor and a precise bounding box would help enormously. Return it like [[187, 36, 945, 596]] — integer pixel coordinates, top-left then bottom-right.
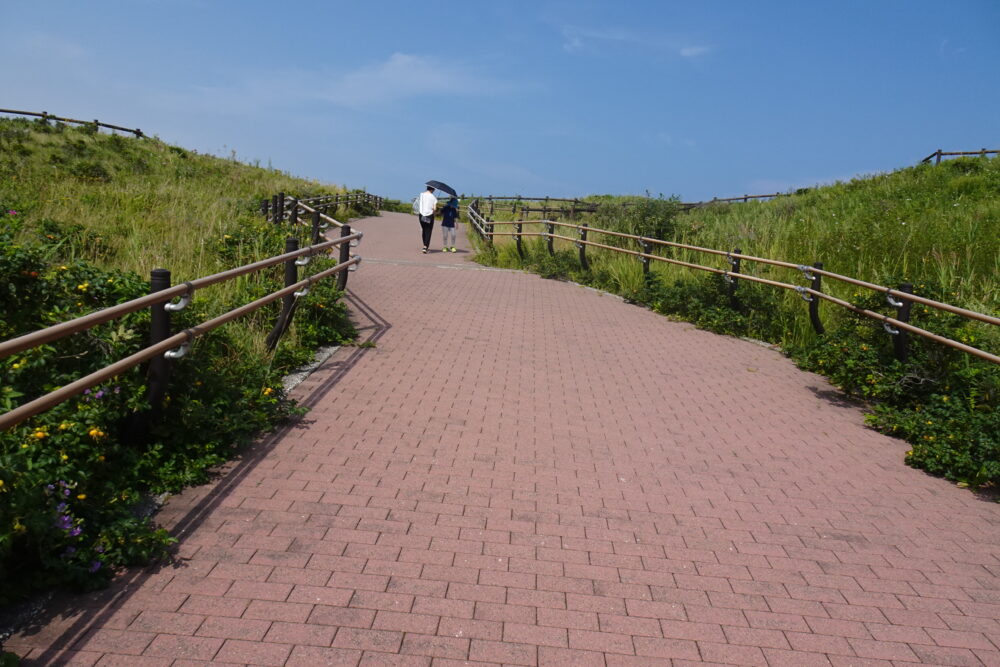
[[0, 108, 145, 137], [466, 200, 999, 367], [0, 192, 387, 430], [921, 148, 999, 165]]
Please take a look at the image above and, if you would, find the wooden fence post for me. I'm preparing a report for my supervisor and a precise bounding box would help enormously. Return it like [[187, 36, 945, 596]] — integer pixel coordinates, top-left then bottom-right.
[[727, 248, 741, 309], [146, 268, 173, 416], [266, 237, 299, 350], [311, 211, 322, 245], [337, 225, 352, 291], [891, 283, 914, 361], [809, 262, 825, 334]]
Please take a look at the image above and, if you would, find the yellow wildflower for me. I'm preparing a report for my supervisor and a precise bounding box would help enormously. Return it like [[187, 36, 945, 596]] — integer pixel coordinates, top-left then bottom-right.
[[33, 431, 47, 439], [77, 282, 89, 292], [77, 494, 86, 500], [262, 387, 273, 396]]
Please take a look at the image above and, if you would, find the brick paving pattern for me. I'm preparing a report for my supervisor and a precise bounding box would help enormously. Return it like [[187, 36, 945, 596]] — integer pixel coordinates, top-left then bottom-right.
[[8, 212, 1000, 665]]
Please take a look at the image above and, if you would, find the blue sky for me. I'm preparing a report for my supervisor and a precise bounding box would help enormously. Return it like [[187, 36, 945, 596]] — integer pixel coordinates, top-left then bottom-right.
[[3, 1, 998, 201]]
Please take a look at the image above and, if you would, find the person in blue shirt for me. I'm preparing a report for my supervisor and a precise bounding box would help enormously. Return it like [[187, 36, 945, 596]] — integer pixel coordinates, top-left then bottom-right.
[[440, 198, 459, 252]]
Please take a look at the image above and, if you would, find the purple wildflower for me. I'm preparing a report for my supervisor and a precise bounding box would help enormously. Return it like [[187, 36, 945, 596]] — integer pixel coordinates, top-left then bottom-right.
[[63, 488, 71, 497], [56, 502, 68, 512], [55, 514, 73, 531], [89, 561, 102, 573], [70, 526, 82, 537], [95, 545, 105, 553], [7, 210, 17, 216], [83, 389, 91, 395], [46, 484, 55, 493], [94, 390, 105, 399]]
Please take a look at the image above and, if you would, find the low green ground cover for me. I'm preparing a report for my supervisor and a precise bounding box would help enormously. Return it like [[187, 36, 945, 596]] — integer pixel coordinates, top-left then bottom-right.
[[0, 117, 363, 606], [473, 158, 1000, 490]]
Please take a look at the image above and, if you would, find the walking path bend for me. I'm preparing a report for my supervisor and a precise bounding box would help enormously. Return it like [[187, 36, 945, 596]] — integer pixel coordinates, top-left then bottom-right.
[[9, 212, 1000, 666]]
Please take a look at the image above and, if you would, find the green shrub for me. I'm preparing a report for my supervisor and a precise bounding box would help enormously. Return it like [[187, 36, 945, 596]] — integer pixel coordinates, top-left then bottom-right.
[[0, 121, 361, 604]]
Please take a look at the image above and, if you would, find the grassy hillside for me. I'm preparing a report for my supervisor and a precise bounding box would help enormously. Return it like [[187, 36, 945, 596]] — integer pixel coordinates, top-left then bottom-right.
[[0, 116, 359, 277], [475, 157, 1000, 490], [0, 116, 368, 605]]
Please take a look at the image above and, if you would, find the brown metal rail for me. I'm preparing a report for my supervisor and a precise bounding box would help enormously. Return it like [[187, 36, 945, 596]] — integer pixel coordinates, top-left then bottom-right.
[[0, 233, 362, 360], [0, 108, 144, 137], [472, 209, 999, 364], [0, 256, 360, 431]]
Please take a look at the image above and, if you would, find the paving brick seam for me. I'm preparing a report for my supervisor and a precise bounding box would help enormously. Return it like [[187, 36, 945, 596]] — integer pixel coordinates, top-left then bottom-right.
[[8, 212, 1000, 666]]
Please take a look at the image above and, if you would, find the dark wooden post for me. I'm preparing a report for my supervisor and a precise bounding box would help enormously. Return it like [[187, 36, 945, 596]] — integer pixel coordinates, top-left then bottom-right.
[[289, 199, 299, 226], [260, 199, 269, 217], [311, 211, 322, 245], [146, 268, 173, 415], [935, 149, 942, 165], [808, 262, 825, 334], [578, 223, 589, 270], [277, 192, 285, 223], [515, 222, 523, 258], [337, 225, 351, 291], [892, 283, 914, 361], [640, 239, 651, 275], [266, 237, 299, 350], [727, 248, 742, 309], [546, 222, 554, 256], [271, 194, 280, 223]]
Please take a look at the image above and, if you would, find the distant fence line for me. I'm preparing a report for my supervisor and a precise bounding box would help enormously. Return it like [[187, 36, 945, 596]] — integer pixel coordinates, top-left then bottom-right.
[[465, 192, 788, 221], [921, 148, 999, 165], [0, 108, 144, 137], [476, 147, 999, 219]]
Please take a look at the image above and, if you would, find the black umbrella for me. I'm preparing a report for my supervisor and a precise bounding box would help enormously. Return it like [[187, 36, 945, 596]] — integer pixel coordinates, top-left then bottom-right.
[[425, 180, 458, 198]]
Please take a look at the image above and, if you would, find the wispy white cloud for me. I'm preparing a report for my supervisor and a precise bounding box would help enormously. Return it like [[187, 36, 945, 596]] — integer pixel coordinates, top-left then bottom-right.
[[559, 23, 712, 59], [938, 38, 967, 58], [562, 25, 636, 53], [321, 53, 513, 109], [147, 53, 515, 115], [679, 45, 711, 59], [14, 32, 89, 61]]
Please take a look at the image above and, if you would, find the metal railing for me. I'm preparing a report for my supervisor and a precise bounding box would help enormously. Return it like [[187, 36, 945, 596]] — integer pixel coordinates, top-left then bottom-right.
[[466, 200, 999, 366], [0, 108, 144, 137], [260, 192, 384, 227], [467, 193, 787, 220], [921, 148, 999, 165], [0, 227, 365, 430]]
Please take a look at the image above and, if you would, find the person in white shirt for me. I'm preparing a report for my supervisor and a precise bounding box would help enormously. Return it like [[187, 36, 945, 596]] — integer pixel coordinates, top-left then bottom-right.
[[417, 186, 438, 253]]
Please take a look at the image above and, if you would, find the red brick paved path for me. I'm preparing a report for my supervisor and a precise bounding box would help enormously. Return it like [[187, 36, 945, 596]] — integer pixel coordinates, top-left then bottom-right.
[[9, 213, 1000, 665]]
